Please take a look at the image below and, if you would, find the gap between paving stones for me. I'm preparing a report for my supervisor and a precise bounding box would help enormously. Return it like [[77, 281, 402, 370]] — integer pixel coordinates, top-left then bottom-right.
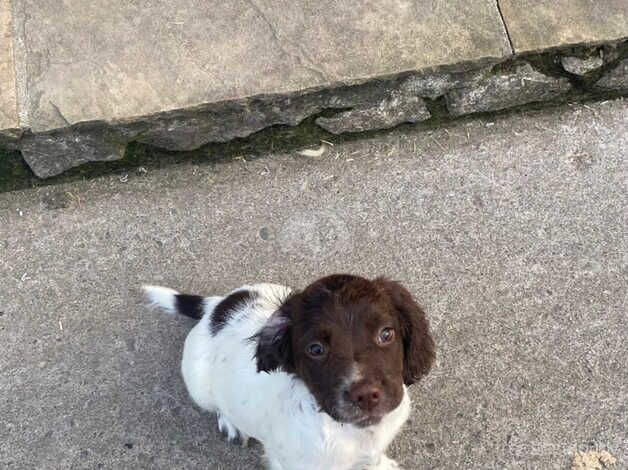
[[1, 38, 627, 187]]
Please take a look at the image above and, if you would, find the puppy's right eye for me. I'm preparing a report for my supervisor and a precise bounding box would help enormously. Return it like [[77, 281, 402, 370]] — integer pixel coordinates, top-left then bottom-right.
[[306, 342, 326, 358]]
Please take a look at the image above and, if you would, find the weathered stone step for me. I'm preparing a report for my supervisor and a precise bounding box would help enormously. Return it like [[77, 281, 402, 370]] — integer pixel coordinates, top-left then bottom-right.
[[0, 0, 627, 178]]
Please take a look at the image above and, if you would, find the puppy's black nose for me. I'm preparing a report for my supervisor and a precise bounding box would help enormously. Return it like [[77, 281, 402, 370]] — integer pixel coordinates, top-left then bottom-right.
[[349, 383, 381, 412]]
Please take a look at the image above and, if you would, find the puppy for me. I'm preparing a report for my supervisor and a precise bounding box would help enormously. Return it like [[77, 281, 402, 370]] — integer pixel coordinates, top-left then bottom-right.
[[144, 274, 434, 470]]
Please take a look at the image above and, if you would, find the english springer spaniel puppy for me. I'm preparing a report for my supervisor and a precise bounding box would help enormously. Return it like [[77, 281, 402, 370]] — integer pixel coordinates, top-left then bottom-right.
[[144, 274, 434, 470]]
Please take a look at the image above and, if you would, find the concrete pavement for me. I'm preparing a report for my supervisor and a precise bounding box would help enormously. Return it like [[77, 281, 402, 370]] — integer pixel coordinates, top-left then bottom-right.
[[1, 99, 627, 469]]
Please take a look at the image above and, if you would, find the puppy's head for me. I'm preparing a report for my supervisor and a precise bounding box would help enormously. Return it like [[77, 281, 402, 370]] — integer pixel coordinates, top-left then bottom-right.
[[254, 274, 434, 427]]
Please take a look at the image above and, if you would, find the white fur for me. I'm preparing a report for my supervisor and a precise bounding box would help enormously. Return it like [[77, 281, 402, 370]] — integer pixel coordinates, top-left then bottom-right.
[[146, 283, 411, 470], [143, 285, 180, 313]]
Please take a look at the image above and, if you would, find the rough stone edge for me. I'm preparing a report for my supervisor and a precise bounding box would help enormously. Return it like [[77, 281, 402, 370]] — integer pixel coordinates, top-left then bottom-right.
[[7, 53, 507, 178], [2, 38, 628, 179]]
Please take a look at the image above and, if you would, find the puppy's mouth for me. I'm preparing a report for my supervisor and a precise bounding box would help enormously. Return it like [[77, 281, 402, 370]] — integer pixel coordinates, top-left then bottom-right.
[[352, 414, 384, 427], [327, 401, 388, 427]]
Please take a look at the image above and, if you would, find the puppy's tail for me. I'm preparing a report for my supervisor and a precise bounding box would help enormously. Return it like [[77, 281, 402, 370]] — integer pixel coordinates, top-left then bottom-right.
[[142, 285, 217, 320]]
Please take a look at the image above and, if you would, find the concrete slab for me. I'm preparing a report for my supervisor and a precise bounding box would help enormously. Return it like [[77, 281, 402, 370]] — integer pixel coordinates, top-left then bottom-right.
[[1, 99, 627, 469], [0, 0, 17, 132], [12, 0, 511, 133], [499, 0, 628, 53]]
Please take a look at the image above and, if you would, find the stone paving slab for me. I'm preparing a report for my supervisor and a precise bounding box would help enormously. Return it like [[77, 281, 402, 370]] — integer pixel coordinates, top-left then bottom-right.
[[1, 99, 626, 469], [0, 0, 17, 133], [1, 0, 628, 179], [12, 0, 510, 133], [499, 0, 628, 53]]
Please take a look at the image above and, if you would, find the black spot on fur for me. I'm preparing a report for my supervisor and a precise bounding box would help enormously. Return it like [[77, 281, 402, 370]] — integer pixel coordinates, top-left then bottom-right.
[[175, 294, 205, 320], [211, 290, 257, 335]]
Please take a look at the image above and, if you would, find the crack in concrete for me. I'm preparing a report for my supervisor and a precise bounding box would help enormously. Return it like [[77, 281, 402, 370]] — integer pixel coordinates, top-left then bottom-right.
[[48, 101, 70, 126], [246, 0, 329, 82], [495, 0, 515, 55]]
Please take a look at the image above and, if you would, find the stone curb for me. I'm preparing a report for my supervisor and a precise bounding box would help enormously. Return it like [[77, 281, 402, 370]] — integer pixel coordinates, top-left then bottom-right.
[[2, 38, 628, 178]]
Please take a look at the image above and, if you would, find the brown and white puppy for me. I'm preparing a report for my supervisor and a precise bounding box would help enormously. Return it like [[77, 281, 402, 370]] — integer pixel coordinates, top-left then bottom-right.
[[144, 274, 434, 470]]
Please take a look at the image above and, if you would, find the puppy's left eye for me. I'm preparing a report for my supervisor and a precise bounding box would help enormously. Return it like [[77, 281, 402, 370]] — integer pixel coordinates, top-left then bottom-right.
[[376, 327, 395, 345], [306, 342, 326, 358]]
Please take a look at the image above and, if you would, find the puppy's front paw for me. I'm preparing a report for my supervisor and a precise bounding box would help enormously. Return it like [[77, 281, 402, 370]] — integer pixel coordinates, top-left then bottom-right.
[[370, 455, 401, 470], [217, 413, 249, 447]]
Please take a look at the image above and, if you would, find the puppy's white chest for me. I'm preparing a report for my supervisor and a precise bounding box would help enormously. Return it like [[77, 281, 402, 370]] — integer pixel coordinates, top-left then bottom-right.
[[263, 405, 410, 470]]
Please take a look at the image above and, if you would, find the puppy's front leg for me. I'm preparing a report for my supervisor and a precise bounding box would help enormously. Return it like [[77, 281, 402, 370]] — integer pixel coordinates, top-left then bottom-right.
[[216, 413, 249, 447]]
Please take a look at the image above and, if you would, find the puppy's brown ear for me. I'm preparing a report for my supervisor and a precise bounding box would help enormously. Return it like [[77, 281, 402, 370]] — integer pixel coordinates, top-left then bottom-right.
[[375, 278, 435, 385], [253, 309, 292, 373]]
